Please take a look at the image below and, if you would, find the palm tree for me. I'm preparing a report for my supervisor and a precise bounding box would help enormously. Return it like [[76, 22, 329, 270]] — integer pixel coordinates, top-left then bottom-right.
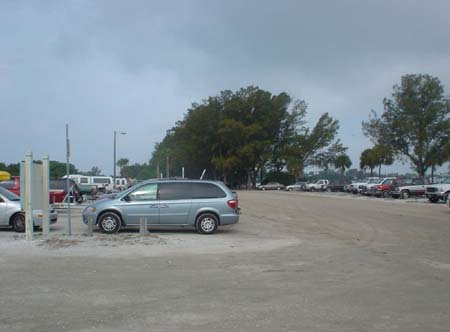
[[360, 149, 377, 176], [334, 154, 352, 181]]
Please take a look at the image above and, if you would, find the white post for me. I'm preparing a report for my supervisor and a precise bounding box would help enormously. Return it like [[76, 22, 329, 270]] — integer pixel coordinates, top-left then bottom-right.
[[42, 155, 50, 237], [182, 167, 185, 179], [24, 152, 33, 241]]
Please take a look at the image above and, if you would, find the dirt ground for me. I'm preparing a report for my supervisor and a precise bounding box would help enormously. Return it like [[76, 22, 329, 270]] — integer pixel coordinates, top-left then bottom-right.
[[1, 191, 449, 332]]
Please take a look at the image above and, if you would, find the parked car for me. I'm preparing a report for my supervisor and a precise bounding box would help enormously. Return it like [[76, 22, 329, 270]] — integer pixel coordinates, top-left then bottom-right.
[[425, 178, 450, 203], [306, 179, 329, 191], [0, 176, 20, 196], [115, 177, 128, 190], [257, 182, 285, 190], [0, 186, 58, 232], [390, 178, 430, 199], [62, 175, 114, 194], [50, 179, 82, 203], [326, 182, 347, 192], [368, 177, 398, 197], [349, 177, 380, 194], [82, 179, 240, 234], [286, 181, 307, 191]]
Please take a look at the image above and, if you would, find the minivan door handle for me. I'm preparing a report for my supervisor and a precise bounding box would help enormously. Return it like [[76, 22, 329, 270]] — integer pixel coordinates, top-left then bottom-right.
[[159, 204, 169, 208], [149, 204, 159, 208]]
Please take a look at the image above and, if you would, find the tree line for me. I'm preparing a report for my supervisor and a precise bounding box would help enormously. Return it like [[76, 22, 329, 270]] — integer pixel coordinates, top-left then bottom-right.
[[149, 86, 348, 188], [2, 74, 449, 185]]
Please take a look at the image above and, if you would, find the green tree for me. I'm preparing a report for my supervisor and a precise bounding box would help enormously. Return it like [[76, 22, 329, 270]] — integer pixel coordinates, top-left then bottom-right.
[[85, 166, 102, 176], [372, 144, 394, 176], [116, 158, 129, 177], [360, 149, 377, 176], [334, 153, 352, 181], [49, 161, 78, 179], [284, 113, 346, 178], [362, 74, 450, 178]]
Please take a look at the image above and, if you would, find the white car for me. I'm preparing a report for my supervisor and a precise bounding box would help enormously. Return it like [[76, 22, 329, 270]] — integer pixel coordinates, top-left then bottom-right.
[[0, 186, 58, 232], [286, 182, 307, 191], [306, 179, 329, 191], [426, 178, 450, 203]]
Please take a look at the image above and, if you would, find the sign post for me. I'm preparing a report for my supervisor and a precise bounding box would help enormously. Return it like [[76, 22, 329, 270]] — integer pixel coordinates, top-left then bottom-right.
[[24, 152, 33, 241], [66, 124, 72, 236]]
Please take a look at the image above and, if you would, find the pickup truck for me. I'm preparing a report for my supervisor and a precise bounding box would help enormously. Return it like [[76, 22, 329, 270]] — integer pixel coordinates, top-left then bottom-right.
[[368, 177, 398, 197], [348, 177, 380, 194], [390, 178, 430, 199], [425, 178, 450, 203], [306, 179, 329, 191], [326, 182, 347, 192]]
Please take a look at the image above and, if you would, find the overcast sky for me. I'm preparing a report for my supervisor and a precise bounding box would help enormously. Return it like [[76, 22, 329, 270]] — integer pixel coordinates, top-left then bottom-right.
[[1, 0, 450, 176]]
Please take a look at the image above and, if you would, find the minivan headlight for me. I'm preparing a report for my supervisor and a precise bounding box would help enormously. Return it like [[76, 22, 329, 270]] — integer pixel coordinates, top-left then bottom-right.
[[83, 206, 96, 213]]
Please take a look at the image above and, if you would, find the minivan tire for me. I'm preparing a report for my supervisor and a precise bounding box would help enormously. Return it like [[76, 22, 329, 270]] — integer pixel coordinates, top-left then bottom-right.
[[196, 213, 218, 234], [98, 212, 121, 234], [11, 213, 26, 233]]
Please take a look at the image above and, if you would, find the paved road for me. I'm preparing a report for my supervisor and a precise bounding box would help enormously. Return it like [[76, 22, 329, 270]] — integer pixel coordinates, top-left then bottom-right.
[[1, 191, 449, 332]]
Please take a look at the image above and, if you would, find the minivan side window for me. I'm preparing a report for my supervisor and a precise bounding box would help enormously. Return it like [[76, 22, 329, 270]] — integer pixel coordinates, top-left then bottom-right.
[[159, 183, 192, 200], [192, 183, 226, 198], [80, 177, 88, 184], [128, 184, 158, 201]]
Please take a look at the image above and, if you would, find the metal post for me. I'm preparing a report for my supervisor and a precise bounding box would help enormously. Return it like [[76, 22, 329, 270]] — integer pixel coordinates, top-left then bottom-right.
[[182, 167, 184, 179], [113, 130, 117, 188], [87, 216, 93, 235], [42, 155, 50, 237], [24, 151, 33, 241], [140, 217, 148, 235], [66, 124, 72, 236]]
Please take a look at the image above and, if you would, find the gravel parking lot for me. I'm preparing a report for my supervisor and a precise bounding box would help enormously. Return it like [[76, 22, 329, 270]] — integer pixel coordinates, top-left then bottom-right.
[[1, 191, 449, 332]]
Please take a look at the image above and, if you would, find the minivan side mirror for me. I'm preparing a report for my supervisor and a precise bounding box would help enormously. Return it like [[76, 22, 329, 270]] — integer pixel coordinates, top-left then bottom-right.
[[123, 195, 130, 202]]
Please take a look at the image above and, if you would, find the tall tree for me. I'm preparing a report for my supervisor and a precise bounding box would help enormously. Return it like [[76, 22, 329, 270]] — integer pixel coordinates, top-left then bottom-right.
[[334, 153, 352, 181], [284, 113, 346, 178], [116, 158, 129, 177], [372, 144, 394, 176], [360, 149, 377, 176], [362, 74, 450, 178]]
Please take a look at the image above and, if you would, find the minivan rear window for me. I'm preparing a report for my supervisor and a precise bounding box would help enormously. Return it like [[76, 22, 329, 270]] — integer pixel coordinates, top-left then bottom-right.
[[192, 183, 226, 199]]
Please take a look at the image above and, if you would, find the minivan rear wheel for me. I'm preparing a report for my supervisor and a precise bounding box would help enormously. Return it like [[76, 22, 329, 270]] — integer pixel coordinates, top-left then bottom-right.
[[196, 213, 218, 234], [98, 212, 121, 234]]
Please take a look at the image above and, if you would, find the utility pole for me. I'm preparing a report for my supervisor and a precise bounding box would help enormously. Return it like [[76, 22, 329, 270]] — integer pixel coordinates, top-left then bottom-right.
[[66, 124, 71, 236], [113, 130, 116, 187], [113, 130, 127, 187]]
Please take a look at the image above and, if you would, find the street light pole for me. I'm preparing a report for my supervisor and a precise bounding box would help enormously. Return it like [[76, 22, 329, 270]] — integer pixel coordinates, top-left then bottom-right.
[[113, 130, 126, 188]]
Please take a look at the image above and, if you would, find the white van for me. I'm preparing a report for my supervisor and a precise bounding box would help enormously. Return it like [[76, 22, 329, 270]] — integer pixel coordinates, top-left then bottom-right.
[[62, 175, 114, 192], [115, 178, 128, 190]]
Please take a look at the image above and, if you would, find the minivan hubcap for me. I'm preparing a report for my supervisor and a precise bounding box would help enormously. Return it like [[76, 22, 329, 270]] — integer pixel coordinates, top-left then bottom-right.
[[102, 217, 117, 232], [201, 218, 215, 232]]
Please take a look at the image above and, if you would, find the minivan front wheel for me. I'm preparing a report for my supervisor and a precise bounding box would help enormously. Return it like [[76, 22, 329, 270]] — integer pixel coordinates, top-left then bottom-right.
[[98, 212, 121, 234], [196, 213, 218, 234]]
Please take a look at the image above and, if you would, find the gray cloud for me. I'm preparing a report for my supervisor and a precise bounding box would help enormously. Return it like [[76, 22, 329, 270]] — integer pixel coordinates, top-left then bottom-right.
[[1, 0, 449, 175]]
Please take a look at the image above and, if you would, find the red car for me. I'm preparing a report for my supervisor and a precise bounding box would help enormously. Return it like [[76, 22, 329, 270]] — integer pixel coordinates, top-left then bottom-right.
[[0, 177, 81, 203], [0, 176, 20, 196]]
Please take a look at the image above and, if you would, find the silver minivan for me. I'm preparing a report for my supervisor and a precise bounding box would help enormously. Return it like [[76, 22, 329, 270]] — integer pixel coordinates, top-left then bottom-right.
[[82, 179, 239, 234]]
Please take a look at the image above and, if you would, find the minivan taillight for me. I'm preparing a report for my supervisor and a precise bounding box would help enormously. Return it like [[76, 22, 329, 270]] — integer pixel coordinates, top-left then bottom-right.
[[227, 199, 238, 209]]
